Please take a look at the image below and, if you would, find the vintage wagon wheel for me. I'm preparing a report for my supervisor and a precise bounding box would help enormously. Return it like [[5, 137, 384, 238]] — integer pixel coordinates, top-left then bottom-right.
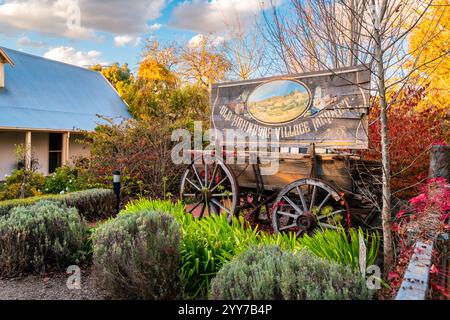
[[180, 155, 239, 223], [272, 178, 350, 236]]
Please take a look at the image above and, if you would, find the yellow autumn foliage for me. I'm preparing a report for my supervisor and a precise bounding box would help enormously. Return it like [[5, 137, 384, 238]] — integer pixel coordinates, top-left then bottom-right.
[[409, 0, 450, 114], [138, 57, 178, 87]]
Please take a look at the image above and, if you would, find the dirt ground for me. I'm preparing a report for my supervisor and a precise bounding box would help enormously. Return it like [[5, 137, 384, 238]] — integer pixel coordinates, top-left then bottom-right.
[[0, 267, 106, 300]]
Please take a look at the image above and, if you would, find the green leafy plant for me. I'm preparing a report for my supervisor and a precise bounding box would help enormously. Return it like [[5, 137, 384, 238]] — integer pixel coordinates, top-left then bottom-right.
[[44, 166, 81, 194], [0, 201, 88, 277], [298, 226, 380, 270], [210, 245, 374, 300], [0, 188, 116, 221], [92, 209, 183, 300]]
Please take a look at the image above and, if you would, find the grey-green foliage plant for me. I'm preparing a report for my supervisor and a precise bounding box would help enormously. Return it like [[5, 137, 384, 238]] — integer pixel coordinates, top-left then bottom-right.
[[0, 200, 88, 277], [210, 245, 374, 300], [92, 209, 183, 300]]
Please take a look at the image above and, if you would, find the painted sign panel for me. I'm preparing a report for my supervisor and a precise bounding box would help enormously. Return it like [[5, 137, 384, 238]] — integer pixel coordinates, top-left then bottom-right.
[[211, 66, 371, 149]]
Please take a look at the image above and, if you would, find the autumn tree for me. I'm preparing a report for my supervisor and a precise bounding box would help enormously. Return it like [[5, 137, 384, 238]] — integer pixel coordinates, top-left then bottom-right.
[[179, 35, 231, 88], [90, 63, 133, 96], [142, 40, 179, 71]]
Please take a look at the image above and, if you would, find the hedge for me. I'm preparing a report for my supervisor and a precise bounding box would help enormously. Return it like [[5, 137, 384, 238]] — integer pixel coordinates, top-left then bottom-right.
[[0, 189, 116, 221]]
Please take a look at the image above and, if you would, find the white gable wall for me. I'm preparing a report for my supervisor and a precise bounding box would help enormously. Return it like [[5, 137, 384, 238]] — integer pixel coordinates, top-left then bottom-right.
[[0, 63, 4, 88]]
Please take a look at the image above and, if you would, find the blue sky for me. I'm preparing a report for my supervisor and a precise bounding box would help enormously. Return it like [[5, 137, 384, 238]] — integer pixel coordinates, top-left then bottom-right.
[[249, 80, 308, 103], [0, 0, 273, 72]]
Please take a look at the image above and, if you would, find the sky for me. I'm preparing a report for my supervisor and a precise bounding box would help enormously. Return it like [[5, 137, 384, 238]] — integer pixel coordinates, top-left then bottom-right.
[[0, 0, 275, 73], [249, 80, 308, 103]]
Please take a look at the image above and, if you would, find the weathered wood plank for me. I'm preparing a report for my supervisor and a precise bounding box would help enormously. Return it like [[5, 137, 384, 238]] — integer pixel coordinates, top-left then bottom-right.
[[231, 157, 353, 191], [396, 242, 433, 300]]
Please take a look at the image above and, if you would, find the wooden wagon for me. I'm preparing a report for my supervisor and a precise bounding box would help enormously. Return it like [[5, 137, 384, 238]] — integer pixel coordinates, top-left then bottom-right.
[[179, 66, 379, 235]]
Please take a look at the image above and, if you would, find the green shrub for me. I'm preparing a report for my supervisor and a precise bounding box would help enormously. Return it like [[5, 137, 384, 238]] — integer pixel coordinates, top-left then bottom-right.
[[122, 199, 301, 299], [0, 169, 45, 200], [298, 226, 380, 270], [44, 166, 81, 194], [0, 201, 88, 277], [92, 209, 183, 300], [0, 188, 116, 221], [210, 246, 373, 300]]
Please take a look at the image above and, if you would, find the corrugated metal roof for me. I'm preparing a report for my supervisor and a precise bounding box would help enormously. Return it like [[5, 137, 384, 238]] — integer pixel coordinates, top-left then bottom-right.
[[0, 47, 131, 131]]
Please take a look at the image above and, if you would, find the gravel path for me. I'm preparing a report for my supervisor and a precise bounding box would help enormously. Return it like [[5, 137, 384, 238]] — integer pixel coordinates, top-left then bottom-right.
[[0, 267, 106, 300]]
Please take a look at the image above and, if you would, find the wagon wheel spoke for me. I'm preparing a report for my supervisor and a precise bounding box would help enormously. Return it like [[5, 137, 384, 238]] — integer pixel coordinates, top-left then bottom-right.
[[205, 199, 211, 217], [211, 193, 229, 197], [183, 193, 197, 197], [316, 193, 332, 213], [199, 201, 207, 218], [296, 186, 308, 212], [296, 229, 305, 237], [208, 164, 219, 189], [210, 177, 228, 193], [309, 185, 317, 212], [210, 198, 232, 215], [279, 223, 298, 231], [317, 209, 345, 220], [188, 201, 202, 214], [186, 177, 201, 192], [318, 222, 339, 230], [282, 195, 303, 215], [277, 211, 300, 219], [204, 162, 208, 187], [210, 202, 219, 216], [191, 165, 204, 188]]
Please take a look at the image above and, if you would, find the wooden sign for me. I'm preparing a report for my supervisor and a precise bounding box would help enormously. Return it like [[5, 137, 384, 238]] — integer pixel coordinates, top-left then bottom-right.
[[211, 66, 370, 149]]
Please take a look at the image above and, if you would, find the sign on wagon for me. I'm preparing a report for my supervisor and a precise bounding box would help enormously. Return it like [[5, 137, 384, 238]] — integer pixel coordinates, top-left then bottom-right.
[[211, 66, 371, 150]]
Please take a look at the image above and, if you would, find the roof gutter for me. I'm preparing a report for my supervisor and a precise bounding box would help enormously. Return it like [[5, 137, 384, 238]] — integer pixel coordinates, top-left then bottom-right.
[[0, 126, 92, 133]]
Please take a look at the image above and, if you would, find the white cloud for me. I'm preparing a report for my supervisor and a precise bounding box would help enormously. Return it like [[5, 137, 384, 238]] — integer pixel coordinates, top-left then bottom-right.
[[114, 35, 142, 47], [171, 0, 272, 34], [17, 36, 48, 48], [149, 23, 162, 31], [188, 34, 225, 48], [0, 0, 167, 39], [43, 46, 105, 67]]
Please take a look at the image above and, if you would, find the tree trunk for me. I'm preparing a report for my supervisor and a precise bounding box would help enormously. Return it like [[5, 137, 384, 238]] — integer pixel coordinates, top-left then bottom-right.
[[429, 145, 450, 180], [374, 24, 395, 275]]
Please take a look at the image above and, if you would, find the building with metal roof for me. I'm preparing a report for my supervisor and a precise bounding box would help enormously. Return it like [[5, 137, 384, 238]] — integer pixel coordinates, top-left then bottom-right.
[[0, 47, 131, 178]]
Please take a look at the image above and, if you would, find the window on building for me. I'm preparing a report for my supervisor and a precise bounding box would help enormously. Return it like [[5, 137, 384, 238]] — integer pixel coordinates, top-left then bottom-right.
[[49, 133, 62, 173]]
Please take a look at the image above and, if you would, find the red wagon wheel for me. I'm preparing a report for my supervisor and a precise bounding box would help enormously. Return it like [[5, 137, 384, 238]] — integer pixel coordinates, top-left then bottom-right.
[[180, 155, 239, 223], [272, 178, 351, 236]]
